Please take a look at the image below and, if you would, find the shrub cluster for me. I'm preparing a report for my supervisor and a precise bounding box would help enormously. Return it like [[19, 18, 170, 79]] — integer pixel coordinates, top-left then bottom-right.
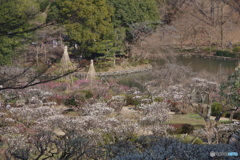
[[211, 102, 223, 116], [125, 95, 140, 106], [170, 124, 194, 134], [224, 112, 240, 120], [233, 46, 240, 53], [216, 50, 237, 58]]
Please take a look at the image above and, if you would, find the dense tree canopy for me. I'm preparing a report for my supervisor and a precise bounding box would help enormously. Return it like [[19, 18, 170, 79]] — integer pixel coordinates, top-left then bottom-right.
[[107, 0, 160, 41], [47, 0, 160, 57], [0, 0, 162, 63], [107, 0, 160, 27], [36, 0, 50, 12], [0, 0, 40, 35], [93, 27, 126, 62], [51, 0, 114, 57], [0, 0, 40, 65]]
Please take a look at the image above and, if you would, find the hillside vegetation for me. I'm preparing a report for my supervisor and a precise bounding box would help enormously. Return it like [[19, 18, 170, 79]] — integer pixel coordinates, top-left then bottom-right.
[[0, 0, 160, 66]]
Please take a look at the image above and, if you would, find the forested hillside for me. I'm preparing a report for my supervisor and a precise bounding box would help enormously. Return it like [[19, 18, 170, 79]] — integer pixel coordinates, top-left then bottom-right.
[[0, 0, 160, 65], [1, 0, 240, 65]]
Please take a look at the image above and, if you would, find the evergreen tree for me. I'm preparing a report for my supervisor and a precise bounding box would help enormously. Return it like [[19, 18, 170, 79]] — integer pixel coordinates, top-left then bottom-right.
[[53, 0, 114, 57], [107, 0, 160, 41], [107, 0, 160, 27], [0, 0, 40, 36], [0, 0, 40, 65], [93, 28, 126, 65]]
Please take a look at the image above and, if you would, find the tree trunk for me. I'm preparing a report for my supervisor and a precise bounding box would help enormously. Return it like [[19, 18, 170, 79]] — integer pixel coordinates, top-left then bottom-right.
[[36, 46, 39, 66], [60, 33, 63, 48], [210, 0, 215, 25], [44, 45, 47, 62], [229, 111, 234, 122], [205, 118, 213, 144], [220, 3, 224, 49], [113, 52, 116, 66]]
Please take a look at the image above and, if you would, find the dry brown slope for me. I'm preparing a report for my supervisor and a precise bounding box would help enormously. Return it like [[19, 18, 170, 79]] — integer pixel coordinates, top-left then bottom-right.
[[130, 0, 240, 58]]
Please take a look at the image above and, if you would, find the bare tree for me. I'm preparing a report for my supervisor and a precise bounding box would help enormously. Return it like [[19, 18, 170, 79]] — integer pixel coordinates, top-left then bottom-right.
[[164, 0, 240, 49]]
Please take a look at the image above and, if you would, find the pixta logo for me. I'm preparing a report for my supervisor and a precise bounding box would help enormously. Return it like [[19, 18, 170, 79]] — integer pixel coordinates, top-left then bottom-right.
[[210, 151, 238, 157]]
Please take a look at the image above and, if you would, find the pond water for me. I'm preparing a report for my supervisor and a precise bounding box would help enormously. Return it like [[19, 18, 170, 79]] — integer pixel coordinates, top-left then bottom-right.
[[114, 57, 238, 90], [176, 56, 238, 76]]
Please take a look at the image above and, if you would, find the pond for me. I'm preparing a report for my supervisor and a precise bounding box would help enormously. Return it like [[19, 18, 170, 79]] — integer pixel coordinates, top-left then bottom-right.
[[114, 57, 239, 90], [177, 56, 238, 76]]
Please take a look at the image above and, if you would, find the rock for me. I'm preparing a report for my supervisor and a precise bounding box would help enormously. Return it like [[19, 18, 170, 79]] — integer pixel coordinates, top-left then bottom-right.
[[53, 128, 65, 136], [5, 104, 11, 109]]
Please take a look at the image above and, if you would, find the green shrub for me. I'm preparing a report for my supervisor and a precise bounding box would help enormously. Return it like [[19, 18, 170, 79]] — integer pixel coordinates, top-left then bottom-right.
[[223, 113, 230, 118], [0, 36, 19, 65], [211, 102, 223, 116], [233, 112, 240, 120], [0, 53, 12, 65], [170, 124, 194, 134], [37, 0, 50, 12], [181, 124, 194, 134], [222, 112, 240, 120], [64, 96, 78, 106], [95, 61, 113, 72], [81, 90, 93, 99], [202, 46, 217, 53], [233, 46, 240, 53], [216, 50, 236, 58], [125, 95, 140, 106], [194, 138, 204, 144], [202, 47, 211, 52]]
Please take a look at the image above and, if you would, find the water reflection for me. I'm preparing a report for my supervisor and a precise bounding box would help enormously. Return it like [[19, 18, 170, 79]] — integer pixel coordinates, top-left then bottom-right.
[[114, 57, 238, 89], [176, 57, 238, 76]]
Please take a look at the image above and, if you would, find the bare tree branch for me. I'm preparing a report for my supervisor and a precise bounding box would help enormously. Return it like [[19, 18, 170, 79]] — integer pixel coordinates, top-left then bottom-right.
[[0, 67, 79, 91]]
